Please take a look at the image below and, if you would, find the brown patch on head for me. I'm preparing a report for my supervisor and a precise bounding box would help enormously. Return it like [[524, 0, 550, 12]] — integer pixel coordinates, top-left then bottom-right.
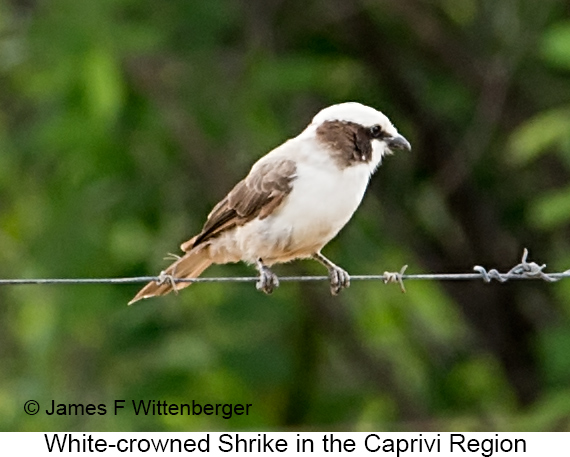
[[316, 120, 376, 168]]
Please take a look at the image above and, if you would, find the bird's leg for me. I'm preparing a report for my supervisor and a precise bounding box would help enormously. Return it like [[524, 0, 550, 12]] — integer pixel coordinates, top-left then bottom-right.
[[312, 252, 351, 295], [255, 258, 280, 294]]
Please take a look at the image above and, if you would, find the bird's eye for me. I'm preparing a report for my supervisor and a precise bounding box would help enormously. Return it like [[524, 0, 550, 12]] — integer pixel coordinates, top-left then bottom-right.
[[370, 125, 383, 138]]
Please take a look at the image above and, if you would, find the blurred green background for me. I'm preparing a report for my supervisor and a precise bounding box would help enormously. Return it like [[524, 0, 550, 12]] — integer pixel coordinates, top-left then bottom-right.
[[1, 0, 570, 432]]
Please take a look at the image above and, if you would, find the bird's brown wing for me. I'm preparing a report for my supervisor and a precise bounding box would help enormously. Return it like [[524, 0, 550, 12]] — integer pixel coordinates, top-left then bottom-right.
[[181, 158, 297, 251]]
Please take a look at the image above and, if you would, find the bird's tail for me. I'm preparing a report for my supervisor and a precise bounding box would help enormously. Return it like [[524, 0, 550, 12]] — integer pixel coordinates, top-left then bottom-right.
[[128, 245, 212, 305]]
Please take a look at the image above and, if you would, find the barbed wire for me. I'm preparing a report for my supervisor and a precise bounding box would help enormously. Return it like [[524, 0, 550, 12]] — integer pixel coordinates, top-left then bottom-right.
[[0, 249, 568, 293]]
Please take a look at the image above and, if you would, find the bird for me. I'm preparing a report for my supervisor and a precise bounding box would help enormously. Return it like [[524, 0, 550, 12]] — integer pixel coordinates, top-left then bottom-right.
[[129, 102, 410, 305]]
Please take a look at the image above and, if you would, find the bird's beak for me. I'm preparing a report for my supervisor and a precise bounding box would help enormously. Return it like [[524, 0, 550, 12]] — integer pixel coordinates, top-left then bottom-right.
[[386, 134, 411, 153]]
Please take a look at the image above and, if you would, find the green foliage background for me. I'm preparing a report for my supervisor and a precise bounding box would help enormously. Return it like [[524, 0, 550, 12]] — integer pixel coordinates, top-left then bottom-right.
[[1, 0, 570, 431]]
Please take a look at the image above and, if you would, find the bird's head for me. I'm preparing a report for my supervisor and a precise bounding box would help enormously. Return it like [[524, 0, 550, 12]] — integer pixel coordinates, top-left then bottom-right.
[[306, 102, 410, 171]]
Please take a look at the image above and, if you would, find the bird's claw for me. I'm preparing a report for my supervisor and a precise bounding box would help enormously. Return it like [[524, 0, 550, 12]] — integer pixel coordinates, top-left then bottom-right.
[[256, 266, 280, 295], [328, 266, 350, 295]]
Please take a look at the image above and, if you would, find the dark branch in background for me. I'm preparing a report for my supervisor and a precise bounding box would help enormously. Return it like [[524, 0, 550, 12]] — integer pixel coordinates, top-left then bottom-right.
[[302, 284, 426, 420]]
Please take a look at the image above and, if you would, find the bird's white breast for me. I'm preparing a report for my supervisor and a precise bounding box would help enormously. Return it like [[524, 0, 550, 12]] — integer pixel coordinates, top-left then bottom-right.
[[273, 157, 370, 244]]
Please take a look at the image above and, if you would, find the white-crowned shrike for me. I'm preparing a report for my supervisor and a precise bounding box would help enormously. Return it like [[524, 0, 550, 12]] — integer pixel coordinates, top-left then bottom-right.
[[129, 102, 410, 304]]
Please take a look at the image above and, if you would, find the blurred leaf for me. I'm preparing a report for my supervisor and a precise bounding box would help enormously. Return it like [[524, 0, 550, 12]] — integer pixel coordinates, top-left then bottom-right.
[[517, 390, 570, 431], [508, 108, 570, 164], [537, 324, 570, 387], [83, 47, 125, 122], [542, 21, 570, 71], [529, 187, 570, 229], [445, 356, 514, 411], [440, 0, 477, 26]]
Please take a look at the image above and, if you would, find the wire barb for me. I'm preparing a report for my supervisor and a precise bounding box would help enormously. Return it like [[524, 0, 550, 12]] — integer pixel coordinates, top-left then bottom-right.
[[473, 248, 559, 283], [156, 270, 180, 294], [383, 265, 408, 293]]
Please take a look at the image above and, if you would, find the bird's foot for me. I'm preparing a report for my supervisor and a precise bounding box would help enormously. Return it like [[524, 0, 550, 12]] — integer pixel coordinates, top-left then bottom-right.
[[328, 265, 351, 295], [312, 252, 350, 295], [255, 260, 280, 294]]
